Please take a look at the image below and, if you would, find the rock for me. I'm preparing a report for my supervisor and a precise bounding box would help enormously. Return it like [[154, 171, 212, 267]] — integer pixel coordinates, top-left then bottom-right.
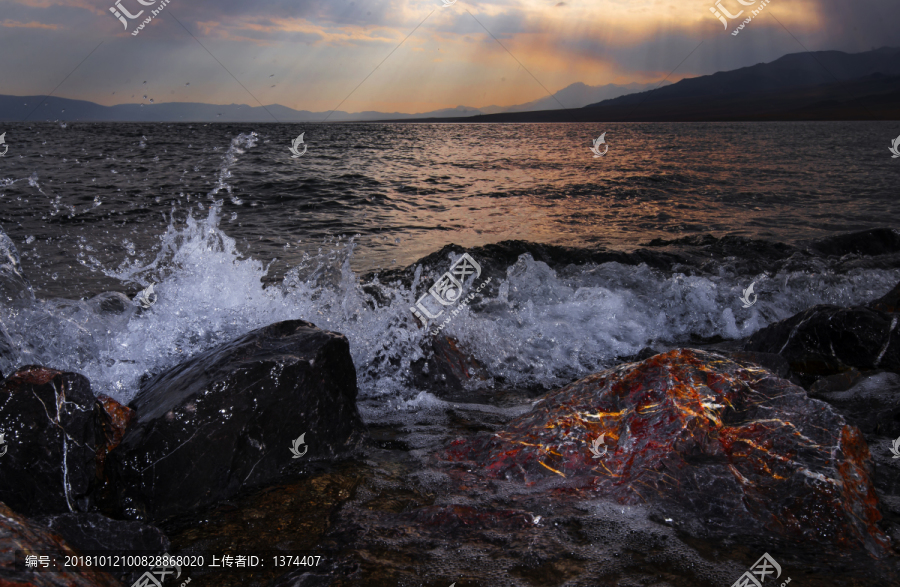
[[0, 367, 114, 517], [42, 512, 169, 557], [41, 512, 168, 586], [409, 336, 489, 393], [744, 303, 899, 386], [870, 281, 900, 313], [110, 320, 366, 522], [0, 501, 122, 587], [439, 349, 891, 556], [724, 350, 790, 379], [813, 372, 900, 438], [808, 368, 865, 396]]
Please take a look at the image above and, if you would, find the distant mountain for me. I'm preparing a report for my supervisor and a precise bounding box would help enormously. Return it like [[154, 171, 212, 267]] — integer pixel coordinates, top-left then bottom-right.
[[477, 81, 671, 114], [388, 47, 900, 123], [0, 81, 665, 123], [588, 46, 900, 108]]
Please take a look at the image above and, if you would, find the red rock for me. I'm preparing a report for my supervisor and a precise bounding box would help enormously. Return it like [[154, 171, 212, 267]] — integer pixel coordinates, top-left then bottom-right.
[[439, 349, 892, 557], [0, 502, 122, 586]]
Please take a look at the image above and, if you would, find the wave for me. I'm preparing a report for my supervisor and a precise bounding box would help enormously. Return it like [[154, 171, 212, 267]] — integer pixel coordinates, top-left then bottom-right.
[[2, 206, 898, 406]]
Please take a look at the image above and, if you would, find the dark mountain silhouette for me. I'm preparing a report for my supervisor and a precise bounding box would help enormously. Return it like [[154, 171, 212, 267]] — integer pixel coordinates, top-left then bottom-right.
[[385, 47, 900, 123]]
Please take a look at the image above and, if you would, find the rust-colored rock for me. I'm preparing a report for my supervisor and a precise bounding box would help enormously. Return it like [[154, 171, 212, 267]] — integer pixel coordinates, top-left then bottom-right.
[[439, 349, 892, 557], [0, 501, 122, 587]]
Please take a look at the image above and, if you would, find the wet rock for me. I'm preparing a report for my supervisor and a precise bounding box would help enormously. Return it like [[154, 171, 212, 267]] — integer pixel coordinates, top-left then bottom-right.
[[870, 281, 900, 313], [724, 350, 790, 379], [111, 320, 366, 522], [813, 372, 900, 438], [744, 303, 899, 386], [0, 502, 122, 587], [42, 512, 169, 556], [41, 512, 169, 585], [0, 367, 113, 517], [809, 368, 865, 396], [409, 336, 489, 393], [439, 349, 891, 556]]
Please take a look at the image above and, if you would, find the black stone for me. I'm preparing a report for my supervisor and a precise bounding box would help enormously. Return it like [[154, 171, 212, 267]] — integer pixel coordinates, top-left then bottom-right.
[[0, 367, 108, 517], [744, 303, 900, 385], [111, 320, 366, 522]]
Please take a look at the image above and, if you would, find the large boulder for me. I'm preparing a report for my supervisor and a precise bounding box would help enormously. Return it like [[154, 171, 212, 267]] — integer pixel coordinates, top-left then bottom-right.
[[0, 367, 119, 517], [110, 320, 366, 522], [0, 502, 122, 587], [744, 301, 900, 386], [439, 349, 892, 556]]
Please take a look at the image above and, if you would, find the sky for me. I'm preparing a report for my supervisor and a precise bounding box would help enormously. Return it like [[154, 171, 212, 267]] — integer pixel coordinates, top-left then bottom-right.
[[1, 0, 898, 114]]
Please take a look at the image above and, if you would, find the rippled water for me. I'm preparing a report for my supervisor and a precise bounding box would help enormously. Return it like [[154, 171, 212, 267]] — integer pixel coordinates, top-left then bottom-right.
[[1, 121, 899, 404]]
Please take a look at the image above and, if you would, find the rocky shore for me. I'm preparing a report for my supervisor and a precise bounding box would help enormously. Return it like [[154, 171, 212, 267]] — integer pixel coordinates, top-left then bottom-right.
[[2, 262, 900, 585]]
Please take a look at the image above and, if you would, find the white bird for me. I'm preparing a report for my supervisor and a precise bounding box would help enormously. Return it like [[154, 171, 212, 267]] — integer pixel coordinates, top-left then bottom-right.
[[590, 133, 608, 157], [289, 133, 307, 158], [0, 132, 7, 156]]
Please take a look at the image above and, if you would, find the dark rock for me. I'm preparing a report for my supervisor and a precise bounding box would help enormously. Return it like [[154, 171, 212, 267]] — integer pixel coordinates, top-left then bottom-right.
[[409, 336, 489, 392], [744, 304, 900, 385], [43, 512, 169, 556], [111, 320, 366, 522], [814, 372, 900, 438], [809, 368, 865, 396], [0, 501, 122, 587], [41, 512, 169, 585], [0, 367, 113, 517], [807, 228, 900, 258], [870, 281, 900, 313], [439, 349, 891, 555]]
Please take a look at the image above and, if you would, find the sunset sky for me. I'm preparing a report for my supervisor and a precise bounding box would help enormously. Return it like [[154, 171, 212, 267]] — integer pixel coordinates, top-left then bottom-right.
[[1, 0, 898, 114]]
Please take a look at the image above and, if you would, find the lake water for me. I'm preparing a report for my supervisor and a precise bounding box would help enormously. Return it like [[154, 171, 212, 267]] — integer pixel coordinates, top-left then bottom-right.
[[1, 121, 899, 403]]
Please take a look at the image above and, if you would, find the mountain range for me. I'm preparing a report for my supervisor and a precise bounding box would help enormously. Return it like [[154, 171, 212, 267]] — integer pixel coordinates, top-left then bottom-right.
[[3, 47, 897, 123], [0, 81, 667, 123], [397, 46, 900, 122]]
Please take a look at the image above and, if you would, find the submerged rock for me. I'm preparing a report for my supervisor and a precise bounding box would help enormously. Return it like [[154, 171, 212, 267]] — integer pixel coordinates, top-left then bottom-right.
[[0, 502, 122, 587], [0, 367, 114, 517], [111, 320, 366, 522], [440, 349, 891, 556]]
